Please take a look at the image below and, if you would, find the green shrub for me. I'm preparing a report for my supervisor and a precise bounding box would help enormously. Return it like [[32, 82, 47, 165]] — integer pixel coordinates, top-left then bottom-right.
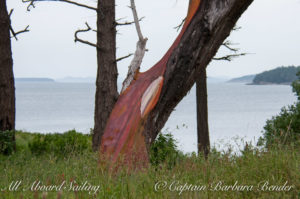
[[149, 133, 183, 169], [259, 71, 300, 148], [0, 130, 15, 155], [28, 130, 91, 156], [259, 104, 300, 148]]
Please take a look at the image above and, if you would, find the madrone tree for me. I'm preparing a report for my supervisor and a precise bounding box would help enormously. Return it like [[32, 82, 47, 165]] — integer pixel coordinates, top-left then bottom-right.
[[23, 0, 253, 166], [100, 0, 254, 167]]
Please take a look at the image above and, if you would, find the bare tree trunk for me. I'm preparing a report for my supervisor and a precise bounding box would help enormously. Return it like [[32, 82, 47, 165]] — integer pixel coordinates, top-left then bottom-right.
[[0, 0, 15, 132], [0, 0, 16, 152], [196, 68, 210, 158], [100, 0, 254, 166], [92, 0, 119, 151]]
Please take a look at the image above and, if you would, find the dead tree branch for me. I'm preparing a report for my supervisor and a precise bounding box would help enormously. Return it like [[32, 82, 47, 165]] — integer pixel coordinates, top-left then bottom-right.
[[8, 9, 14, 17], [22, 0, 35, 11], [129, 0, 144, 41], [74, 22, 98, 48], [9, 10, 30, 41], [121, 0, 148, 93], [10, 25, 30, 41], [174, 17, 186, 32], [213, 53, 247, 61], [233, 26, 241, 31], [213, 26, 248, 62], [116, 17, 145, 26], [222, 40, 239, 52], [116, 53, 133, 63], [22, 0, 97, 11]]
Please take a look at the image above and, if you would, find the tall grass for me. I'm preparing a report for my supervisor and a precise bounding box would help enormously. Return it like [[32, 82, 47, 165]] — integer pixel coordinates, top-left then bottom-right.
[[0, 131, 299, 199]]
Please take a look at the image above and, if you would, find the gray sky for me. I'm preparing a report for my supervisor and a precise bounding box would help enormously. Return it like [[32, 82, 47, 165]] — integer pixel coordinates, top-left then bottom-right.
[[7, 0, 300, 80]]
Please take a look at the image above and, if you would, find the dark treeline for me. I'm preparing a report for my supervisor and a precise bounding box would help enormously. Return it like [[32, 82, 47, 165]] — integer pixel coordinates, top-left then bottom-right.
[[253, 66, 300, 85]]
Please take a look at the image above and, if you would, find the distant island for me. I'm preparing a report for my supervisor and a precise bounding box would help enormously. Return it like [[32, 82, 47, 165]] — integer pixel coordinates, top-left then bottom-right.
[[228, 66, 300, 85], [227, 74, 256, 83], [15, 78, 55, 82], [55, 76, 95, 83], [252, 66, 300, 85]]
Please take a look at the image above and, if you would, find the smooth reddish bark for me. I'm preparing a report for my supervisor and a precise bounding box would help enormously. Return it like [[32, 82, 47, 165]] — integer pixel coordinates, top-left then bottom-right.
[[100, 0, 253, 168]]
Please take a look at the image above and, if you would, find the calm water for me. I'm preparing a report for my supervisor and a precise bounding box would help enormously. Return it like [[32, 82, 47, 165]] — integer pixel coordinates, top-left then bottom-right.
[[15, 82, 296, 153]]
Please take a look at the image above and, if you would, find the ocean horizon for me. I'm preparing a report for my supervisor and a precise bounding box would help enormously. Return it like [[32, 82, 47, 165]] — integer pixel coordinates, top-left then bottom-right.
[[15, 81, 296, 153]]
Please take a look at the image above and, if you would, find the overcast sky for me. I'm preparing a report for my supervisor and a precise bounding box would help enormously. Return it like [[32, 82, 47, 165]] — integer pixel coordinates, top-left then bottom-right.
[[7, 0, 300, 80]]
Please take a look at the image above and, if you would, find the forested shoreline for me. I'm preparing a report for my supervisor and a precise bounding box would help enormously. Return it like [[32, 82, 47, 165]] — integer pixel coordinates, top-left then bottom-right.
[[251, 66, 300, 85]]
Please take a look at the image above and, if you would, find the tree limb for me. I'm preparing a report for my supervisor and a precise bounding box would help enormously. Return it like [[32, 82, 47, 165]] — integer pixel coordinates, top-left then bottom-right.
[[22, 0, 97, 11], [22, 0, 35, 11], [116, 17, 145, 26], [8, 8, 30, 41], [174, 17, 186, 32], [129, 0, 144, 41], [121, 0, 148, 93], [74, 22, 98, 48], [213, 40, 248, 61], [10, 25, 30, 41], [213, 53, 247, 61], [222, 40, 239, 52], [116, 53, 133, 63], [8, 9, 14, 17]]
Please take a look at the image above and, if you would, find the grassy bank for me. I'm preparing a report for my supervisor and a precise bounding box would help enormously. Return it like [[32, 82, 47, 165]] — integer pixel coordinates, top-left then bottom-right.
[[0, 131, 299, 199]]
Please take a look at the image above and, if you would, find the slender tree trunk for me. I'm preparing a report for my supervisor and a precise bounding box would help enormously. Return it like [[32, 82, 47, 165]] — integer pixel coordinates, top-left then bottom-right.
[[0, 0, 16, 154], [0, 0, 15, 132], [196, 68, 210, 158], [93, 0, 119, 151]]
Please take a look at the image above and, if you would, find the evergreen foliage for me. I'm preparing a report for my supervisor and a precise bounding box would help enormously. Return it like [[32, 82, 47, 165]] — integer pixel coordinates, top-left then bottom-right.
[[253, 66, 300, 84], [28, 130, 91, 156], [0, 130, 15, 155], [259, 71, 300, 147], [149, 133, 183, 169]]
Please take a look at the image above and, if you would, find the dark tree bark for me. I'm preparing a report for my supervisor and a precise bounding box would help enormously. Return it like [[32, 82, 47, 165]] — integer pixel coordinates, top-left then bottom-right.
[[92, 0, 119, 151], [142, 0, 254, 160], [143, 0, 254, 151], [0, 0, 16, 153], [196, 68, 210, 158], [0, 0, 15, 132]]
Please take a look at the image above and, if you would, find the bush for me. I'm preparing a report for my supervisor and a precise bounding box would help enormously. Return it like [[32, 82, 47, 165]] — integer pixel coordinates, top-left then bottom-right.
[[28, 130, 91, 156], [0, 130, 15, 155], [149, 133, 183, 169], [259, 104, 300, 148], [259, 71, 300, 148]]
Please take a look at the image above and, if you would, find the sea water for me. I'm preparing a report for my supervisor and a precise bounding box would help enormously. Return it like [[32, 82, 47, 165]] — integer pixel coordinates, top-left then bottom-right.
[[15, 82, 296, 153]]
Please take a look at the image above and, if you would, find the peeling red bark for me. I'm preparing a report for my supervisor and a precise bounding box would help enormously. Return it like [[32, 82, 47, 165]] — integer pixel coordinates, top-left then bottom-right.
[[100, 0, 253, 168], [100, 0, 201, 167]]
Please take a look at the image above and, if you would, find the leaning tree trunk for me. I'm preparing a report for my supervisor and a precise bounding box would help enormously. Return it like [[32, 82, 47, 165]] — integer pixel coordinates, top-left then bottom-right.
[[100, 0, 253, 167], [0, 0, 15, 132], [93, 0, 119, 151], [196, 68, 210, 158]]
